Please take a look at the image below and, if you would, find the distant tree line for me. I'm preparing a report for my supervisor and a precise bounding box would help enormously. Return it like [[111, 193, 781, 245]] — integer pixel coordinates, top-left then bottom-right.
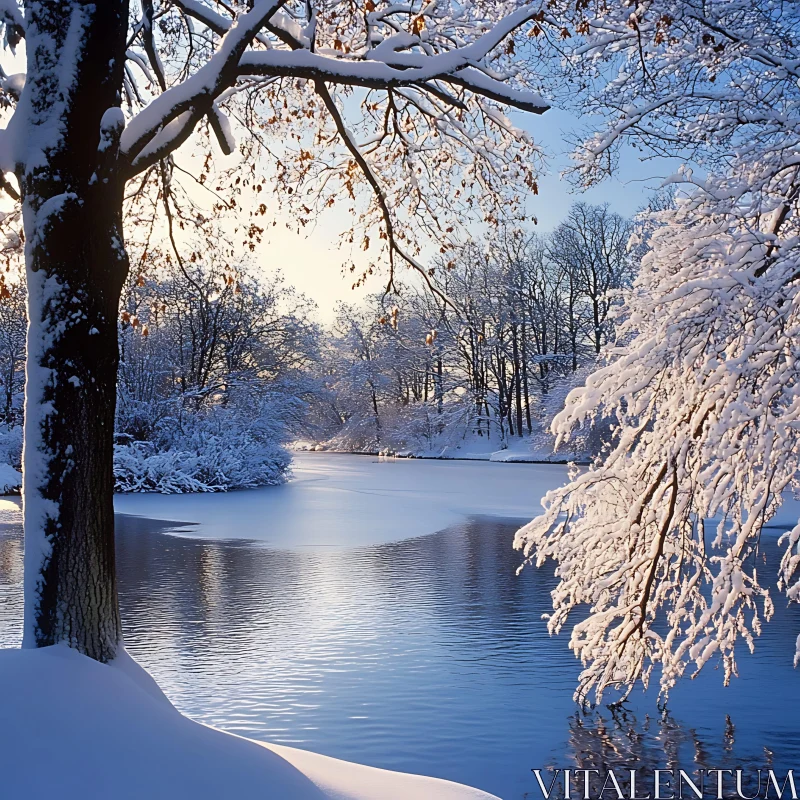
[[307, 202, 635, 455]]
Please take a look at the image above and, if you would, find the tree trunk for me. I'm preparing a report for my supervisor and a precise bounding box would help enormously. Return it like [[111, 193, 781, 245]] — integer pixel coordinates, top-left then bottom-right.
[[19, 0, 129, 662], [4, 358, 14, 419], [436, 357, 443, 416], [520, 320, 532, 434], [512, 323, 523, 438], [593, 295, 602, 354], [567, 270, 580, 373], [370, 383, 381, 445]]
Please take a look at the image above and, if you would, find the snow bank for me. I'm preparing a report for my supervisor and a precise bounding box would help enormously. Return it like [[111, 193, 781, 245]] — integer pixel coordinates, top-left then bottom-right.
[[315, 414, 593, 464], [437, 435, 586, 464], [317, 436, 586, 464], [0, 644, 497, 800]]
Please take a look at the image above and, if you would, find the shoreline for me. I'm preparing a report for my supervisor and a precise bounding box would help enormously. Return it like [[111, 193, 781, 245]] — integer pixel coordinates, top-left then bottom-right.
[[293, 448, 590, 467]]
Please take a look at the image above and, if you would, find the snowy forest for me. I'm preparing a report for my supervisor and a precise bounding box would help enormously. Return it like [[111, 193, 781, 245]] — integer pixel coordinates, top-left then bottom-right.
[[0, 201, 636, 493]]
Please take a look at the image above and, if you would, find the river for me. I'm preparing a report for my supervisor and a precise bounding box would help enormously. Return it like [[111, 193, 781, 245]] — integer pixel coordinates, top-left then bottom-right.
[[0, 453, 798, 799]]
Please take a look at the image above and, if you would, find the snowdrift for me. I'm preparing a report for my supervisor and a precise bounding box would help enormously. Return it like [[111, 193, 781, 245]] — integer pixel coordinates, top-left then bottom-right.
[[0, 645, 498, 800]]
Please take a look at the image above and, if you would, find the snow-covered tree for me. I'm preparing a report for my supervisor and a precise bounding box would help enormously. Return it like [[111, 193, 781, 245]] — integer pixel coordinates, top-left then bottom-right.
[[313, 216, 633, 455], [515, 0, 800, 704], [323, 302, 393, 448], [0, 0, 549, 661], [118, 260, 317, 417], [0, 265, 24, 492]]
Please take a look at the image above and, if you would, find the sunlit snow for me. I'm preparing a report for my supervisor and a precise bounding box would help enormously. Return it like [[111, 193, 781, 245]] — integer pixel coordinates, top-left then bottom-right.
[[113, 452, 570, 548]]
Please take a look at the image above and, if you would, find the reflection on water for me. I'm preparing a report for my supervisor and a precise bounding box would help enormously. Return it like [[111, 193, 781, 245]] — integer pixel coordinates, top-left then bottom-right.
[[563, 710, 779, 798], [0, 512, 798, 799]]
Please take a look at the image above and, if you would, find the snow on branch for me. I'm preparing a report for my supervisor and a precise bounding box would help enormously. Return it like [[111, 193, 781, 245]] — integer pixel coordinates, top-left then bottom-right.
[[237, 51, 548, 114], [121, 0, 548, 176], [171, 0, 229, 37], [0, 0, 23, 48], [207, 102, 235, 155], [121, 0, 289, 171]]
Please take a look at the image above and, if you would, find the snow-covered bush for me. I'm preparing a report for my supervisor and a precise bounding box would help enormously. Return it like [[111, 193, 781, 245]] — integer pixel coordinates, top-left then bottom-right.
[[0, 423, 22, 469], [114, 403, 291, 493], [525, 367, 612, 462], [112, 261, 319, 493], [0, 424, 22, 494]]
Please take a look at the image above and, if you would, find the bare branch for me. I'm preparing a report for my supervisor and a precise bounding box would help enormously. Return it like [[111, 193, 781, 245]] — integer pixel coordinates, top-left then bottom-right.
[[314, 80, 463, 314], [141, 0, 166, 92]]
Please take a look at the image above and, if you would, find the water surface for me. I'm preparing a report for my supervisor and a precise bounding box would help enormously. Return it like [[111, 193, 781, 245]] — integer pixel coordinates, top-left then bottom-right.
[[0, 456, 798, 799]]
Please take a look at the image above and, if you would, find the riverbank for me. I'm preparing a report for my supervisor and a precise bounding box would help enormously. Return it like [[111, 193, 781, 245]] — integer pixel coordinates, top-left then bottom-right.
[[294, 436, 590, 465], [0, 644, 497, 800]]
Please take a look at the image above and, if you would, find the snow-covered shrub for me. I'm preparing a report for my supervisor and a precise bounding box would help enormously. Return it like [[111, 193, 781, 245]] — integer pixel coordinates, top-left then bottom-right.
[[0, 424, 22, 493], [0, 423, 22, 469], [114, 396, 293, 493], [525, 367, 613, 462], [388, 401, 468, 455], [114, 429, 290, 493]]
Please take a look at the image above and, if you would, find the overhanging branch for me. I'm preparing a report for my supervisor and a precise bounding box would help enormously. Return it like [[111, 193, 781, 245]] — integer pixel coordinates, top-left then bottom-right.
[[122, 0, 548, 178]]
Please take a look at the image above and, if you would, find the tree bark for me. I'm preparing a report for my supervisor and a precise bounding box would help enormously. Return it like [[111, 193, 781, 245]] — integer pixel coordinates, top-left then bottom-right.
[[511, 322, 523, 438], [19, 0, 129, 662], [520, 319, 532, 434]]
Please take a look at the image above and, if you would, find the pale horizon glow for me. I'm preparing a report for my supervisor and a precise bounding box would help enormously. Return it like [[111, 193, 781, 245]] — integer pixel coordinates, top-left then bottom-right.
[[256, 106, 677, 324]]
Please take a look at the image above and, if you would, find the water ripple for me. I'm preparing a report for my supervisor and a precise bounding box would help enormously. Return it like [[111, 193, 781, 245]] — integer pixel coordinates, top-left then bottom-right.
[[0, 511, 798, 798]]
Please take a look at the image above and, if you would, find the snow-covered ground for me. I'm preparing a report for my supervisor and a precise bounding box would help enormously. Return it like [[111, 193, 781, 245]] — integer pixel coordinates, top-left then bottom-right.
[[0, 644, 497, 800], [38, 450, 800, 548], [113, 452, 571, 548]]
